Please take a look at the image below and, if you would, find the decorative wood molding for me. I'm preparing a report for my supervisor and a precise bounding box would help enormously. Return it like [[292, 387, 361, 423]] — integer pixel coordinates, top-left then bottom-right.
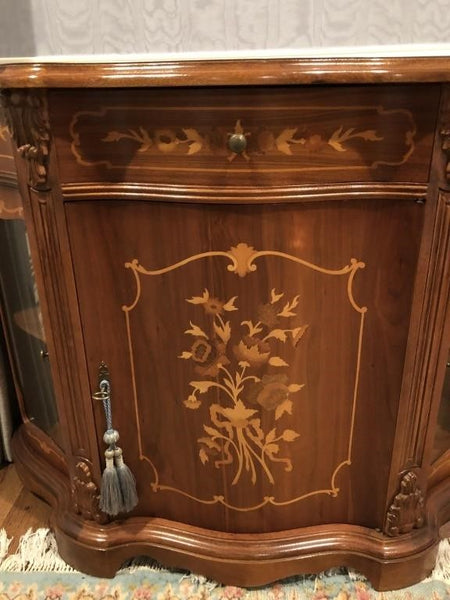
[[61, 181, 429, 204], [0, 89, 50, 190], [72, 459, 107, 524], [1, 57, 450, 89], [384, 471, 425, 536]]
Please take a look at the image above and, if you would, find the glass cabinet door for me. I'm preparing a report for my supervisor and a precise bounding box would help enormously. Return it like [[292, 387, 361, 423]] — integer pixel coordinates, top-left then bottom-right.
[[0, 177, 61, 446], [432, 349, 450, 463]]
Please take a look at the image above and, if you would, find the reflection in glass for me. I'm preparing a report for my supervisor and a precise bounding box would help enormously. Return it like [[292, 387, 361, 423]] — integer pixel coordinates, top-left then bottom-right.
[[0, 216, 60, 445], [432, 350, 450, 463]]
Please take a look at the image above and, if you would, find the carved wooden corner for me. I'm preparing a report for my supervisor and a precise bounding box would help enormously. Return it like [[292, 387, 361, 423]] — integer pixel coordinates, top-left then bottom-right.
[[72, 459, 108, 524], [384, 471, 425, 536], [0, 89, 51, 190]]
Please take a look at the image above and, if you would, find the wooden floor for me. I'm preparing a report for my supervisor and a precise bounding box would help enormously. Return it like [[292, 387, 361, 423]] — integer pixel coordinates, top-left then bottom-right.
[[0, 463, 51, 554]]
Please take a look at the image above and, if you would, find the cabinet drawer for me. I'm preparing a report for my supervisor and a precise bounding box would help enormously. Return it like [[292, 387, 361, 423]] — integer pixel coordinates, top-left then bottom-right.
[[50, 85, 439, 190]]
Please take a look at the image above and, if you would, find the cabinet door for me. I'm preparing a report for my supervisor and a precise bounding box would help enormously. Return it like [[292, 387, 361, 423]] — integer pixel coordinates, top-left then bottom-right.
[[0, 127, 60, 446], [66, 196, 423, 533]]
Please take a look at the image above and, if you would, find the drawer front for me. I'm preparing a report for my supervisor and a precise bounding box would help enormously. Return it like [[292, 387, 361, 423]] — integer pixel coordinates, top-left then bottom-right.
[[50, 85, 439, 188]]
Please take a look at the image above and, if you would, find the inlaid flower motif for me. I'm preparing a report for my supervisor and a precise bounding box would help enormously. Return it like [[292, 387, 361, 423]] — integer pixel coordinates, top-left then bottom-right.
[[247, 374, 290, 411], [187, 288, 237, 314], [184, 394, 202, 410], [220, 400, 258, 428], [154, 129, 178, 153], [190, 339, 212, 364], [233, 335, 271, 367], [194, 340, 230, 378], [178, 287, 308, 484], [203, 297, 224, 315], [306, 133, 324, 151], [256, 302, 279, 328]]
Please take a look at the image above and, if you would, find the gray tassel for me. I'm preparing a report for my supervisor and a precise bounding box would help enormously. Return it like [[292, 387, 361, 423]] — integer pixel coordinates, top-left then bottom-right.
[[115, 447, 138, 512], [96, 376, 139, 516], [99, 448, 122, 516]]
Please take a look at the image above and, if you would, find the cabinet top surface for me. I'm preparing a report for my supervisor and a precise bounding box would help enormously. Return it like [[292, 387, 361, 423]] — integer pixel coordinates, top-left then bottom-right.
[[0, 52, 450, 88]]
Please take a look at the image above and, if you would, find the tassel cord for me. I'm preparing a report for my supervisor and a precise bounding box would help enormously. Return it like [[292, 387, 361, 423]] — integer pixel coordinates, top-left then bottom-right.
[[100, 379, 112, 429], [100, 379, 122, 458]]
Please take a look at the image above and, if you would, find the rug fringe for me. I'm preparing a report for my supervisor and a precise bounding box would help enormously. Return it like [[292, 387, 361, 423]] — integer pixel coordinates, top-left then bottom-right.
[[425, 538, 450, 584], [119, 555, 166, 575], [0, 529, 12, 565], [0, 528, 177, 576], [0, 528, 76, 573]]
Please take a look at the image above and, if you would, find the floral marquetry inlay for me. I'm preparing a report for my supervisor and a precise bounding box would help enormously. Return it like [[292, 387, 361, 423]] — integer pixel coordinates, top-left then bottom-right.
[[101, 118, 385, 161], [179, 288, 308, 485], [69, 102, 417, 177], [122, 243, 367, 511], [103, 126, 204, 155]]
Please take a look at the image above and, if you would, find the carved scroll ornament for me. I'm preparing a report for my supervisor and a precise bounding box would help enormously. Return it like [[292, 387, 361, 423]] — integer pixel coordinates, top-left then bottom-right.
[[384, 471, 425, 536], [72, 459, 108, 524], [0, 89, 51, 190]]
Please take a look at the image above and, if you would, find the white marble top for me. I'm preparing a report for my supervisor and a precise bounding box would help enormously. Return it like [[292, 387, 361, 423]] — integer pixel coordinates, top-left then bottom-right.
[[1, 43, 450, 64]]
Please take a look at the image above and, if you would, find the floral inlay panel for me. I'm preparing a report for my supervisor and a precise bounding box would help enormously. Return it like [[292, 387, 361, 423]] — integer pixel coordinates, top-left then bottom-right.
[[179, 287, 308, 485], [122, 242, 367, 511], [101, 118, 384, 162], [69, 104, 417, 174]]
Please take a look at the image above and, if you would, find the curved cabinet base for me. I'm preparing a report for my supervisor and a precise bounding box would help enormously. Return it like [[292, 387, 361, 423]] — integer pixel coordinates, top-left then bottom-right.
[[12, 423, 450, 591]]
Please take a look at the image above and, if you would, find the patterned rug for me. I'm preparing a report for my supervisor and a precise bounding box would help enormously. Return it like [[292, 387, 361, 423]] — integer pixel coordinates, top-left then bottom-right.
[[0, 529, 449, 600]]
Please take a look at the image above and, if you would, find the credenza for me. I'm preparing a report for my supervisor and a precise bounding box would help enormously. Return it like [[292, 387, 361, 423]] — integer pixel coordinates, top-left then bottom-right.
[[0, 57, 449, 590]]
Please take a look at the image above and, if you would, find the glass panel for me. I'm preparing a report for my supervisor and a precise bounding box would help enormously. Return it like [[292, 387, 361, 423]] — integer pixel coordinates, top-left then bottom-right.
[[432, 349, 450, 463], [0, 213, 61, 446]]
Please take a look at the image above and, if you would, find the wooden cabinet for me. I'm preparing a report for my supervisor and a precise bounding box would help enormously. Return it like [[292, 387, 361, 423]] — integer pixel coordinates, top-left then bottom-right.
[[0, 57, 449, 591]]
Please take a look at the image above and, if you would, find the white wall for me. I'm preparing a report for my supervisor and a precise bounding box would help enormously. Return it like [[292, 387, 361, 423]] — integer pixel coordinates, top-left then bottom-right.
[[0, 0, 449, 58]]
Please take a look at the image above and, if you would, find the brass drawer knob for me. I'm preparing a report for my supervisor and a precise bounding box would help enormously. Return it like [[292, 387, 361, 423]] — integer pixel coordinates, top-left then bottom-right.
[[228, 133, 247, 154]]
